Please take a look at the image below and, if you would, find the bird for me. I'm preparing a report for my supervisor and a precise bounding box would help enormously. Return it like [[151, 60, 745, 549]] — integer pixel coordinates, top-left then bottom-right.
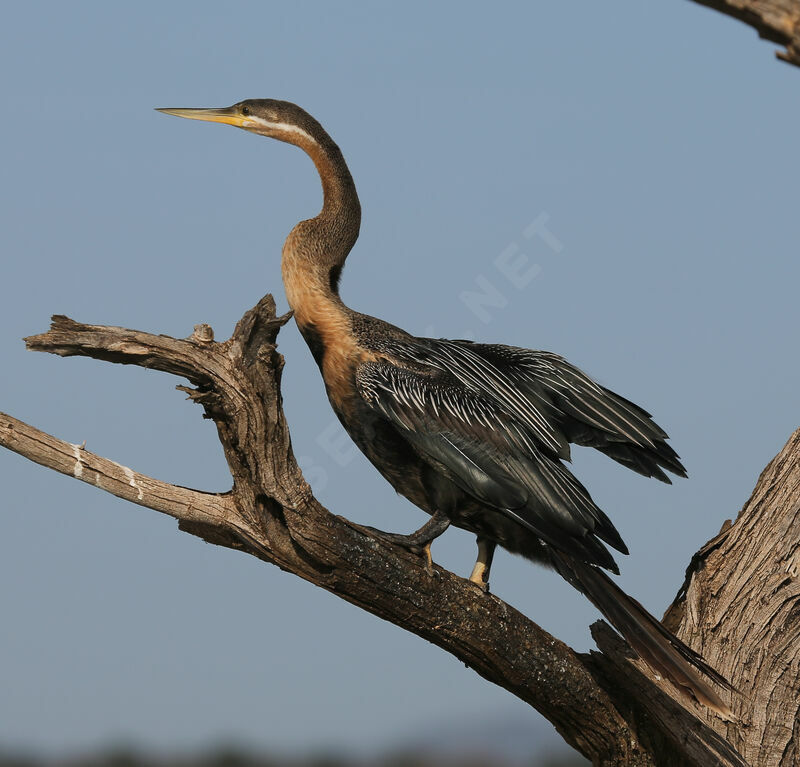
[[157, 99, 733, 716]]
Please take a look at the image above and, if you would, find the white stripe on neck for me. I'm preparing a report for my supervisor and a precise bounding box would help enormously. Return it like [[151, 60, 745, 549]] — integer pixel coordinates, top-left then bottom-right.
[[247, 116, 319, 146]]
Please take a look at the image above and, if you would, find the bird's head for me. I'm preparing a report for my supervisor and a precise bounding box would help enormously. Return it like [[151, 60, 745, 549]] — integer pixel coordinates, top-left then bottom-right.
[[157, 99, 327, 149], [156, 98, 360, 259]]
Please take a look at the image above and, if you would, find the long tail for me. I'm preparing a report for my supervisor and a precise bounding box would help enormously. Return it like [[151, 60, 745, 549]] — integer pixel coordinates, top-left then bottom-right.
[[549, 549, 735, 719]]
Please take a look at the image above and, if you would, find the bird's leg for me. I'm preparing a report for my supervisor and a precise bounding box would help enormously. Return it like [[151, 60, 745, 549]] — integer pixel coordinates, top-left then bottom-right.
[[419, 541, 436, 578], [361, 510, 450, 576], [468, 537, 496, 593]]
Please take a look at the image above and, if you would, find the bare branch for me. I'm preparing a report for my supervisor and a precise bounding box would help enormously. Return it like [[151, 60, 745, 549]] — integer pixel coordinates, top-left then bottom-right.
[[688, 0, 800, 66], [5, 301, 650, 764], [5, 296, 797, 764], [0, 411, 231, 527]]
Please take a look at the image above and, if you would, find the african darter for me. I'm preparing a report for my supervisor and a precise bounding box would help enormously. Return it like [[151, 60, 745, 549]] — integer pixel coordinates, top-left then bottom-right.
[[157, 100, 732, 716]]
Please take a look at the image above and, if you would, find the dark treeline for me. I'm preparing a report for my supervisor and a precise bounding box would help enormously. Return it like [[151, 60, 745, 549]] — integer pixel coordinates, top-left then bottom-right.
[[0, 747, 586, 767]]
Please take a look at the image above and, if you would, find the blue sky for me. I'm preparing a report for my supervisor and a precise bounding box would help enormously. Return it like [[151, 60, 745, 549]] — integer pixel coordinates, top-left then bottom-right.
[[1, 0, 798, 757]]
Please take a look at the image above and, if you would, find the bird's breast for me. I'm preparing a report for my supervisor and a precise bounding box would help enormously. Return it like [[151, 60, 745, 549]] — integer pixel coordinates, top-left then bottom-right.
[[296, 315, 372, 414]]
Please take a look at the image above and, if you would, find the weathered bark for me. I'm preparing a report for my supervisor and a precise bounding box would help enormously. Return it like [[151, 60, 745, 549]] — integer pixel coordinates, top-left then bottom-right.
[[2, 299, 798, 765], [664, 431, 800, 766], [688, 0, 800, 66]]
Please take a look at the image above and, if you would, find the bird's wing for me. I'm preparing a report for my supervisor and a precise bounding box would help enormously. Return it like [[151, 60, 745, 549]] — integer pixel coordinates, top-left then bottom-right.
[[377, 339, 572, 459], [402, 339, 687, 483], [355, 355, 626, 571]]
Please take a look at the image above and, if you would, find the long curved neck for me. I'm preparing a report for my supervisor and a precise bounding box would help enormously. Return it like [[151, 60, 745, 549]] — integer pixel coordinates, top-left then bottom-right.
[[315, 139, 361, 232], [280, 127, 361, 329]]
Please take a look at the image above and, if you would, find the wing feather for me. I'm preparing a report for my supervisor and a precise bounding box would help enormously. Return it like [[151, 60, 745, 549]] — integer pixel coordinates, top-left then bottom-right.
[[435, 341, 687, 482]]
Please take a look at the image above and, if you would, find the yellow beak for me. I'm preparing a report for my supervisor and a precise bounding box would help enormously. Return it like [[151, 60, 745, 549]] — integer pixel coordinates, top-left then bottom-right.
[[155, 106, 249, 128]]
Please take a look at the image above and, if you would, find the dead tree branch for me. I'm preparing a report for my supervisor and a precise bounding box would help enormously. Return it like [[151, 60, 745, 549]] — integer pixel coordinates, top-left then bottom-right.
[[2, 298, 797, 765], [688, 0, 800, 66]]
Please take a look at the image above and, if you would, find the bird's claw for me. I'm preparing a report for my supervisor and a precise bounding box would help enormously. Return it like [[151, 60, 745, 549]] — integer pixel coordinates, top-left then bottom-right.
[[417, 543, 439, 579], [469, 576, 491, 594], [424, 561, 440, 579]]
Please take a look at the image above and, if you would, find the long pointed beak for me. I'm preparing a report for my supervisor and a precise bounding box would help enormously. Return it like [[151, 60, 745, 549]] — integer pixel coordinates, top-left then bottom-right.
[[155, 106, 248, 128]]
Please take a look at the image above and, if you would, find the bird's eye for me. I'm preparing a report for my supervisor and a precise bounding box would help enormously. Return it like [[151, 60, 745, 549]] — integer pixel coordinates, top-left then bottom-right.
[[241, 105, 251, 116]]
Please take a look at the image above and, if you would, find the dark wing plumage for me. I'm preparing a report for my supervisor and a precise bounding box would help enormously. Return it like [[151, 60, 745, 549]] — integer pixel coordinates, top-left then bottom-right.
[[447, 341, 687, 483], [355, 348, 628, 572], [354, 334, 687, 572]]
